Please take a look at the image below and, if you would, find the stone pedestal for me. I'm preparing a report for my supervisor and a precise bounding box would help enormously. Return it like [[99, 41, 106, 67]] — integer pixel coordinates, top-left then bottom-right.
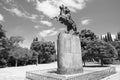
[[57, 32, 83, 74]]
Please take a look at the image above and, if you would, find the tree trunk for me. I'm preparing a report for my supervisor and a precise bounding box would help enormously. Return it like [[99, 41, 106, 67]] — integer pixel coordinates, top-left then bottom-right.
[[15, 60, 18, 67], [36, 57, 38, 66], [24, 61, 26, 66], [101, 58, 104, 66], [83, 61, 86, 66]]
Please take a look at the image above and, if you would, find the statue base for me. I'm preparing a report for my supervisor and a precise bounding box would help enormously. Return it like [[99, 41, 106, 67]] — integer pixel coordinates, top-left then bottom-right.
[[57, 32, 83, 74], [26, 67, 116, 80]]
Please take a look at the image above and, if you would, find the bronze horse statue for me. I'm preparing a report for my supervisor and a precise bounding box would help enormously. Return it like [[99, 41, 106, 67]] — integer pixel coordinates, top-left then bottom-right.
[[53, 5, 77, 33]]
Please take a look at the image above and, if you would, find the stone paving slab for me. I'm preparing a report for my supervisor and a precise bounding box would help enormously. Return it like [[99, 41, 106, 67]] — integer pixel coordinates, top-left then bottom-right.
[[101, 73, 120, 80], [0, 62, 120, 80], [26, 67, 116, 80]]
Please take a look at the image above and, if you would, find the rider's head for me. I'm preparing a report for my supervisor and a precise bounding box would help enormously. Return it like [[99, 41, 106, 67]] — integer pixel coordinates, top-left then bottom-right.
[[60, 4, 64, 9]]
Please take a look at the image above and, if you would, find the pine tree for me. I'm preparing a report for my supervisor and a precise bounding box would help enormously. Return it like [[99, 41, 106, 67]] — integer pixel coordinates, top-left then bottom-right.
[[107, 32, 113, 42], [115, 32, 120, 41]]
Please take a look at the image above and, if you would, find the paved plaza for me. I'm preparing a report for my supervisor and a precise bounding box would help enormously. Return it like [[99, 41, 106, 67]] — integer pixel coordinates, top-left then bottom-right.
[[0, 62, 120, 80]]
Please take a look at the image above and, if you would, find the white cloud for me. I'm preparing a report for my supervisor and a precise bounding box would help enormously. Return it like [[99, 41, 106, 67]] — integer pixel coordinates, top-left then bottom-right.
[[26, 0, 35, 2], [0, 14, 4, 21], [49, 31, 58, 36], [60, 0, 85, 10], [40, 20, 52, 27], [2, 0, 39, 21], [19, 40, 30, 49], [38, 27, 67, 37], [81, 19, 91, 25], [39, 28, 58, 37], [36, 0, 60, 18], [4, 7, 38, 20], [27, 14, 38, 20], [59, 28, 66, 31], [34, 25, 42, 29], [6, 8, 23, 17], [36, 0, 87, 18]]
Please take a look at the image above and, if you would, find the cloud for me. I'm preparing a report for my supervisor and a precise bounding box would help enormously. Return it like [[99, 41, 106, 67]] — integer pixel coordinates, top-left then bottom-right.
[[61, 0, 86, 10], [0, 14, 4, 21], [38, 27, 67, 37], [27, 14, 38, 20], [49, 31, 58, 36], [25, 0, 35, 2], [19, 40, 30, 49], [36, 0, 59, 18], [59, 28, 66, 31], [38, 28, 58, 37], [1, 0, 40, 21], [5, 8, 23, 17], [36, 0, 87, 18], [4, 7, 38, 20], [81, 19, 91, 25], [40, 20, 52, 27], [34, 25, 42, 29]]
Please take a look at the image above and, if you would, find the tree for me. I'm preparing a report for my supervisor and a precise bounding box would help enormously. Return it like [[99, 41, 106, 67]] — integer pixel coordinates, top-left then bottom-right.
[[82, 49, 89, 66], [86, 40, 117, 66], [31, 50, 39, 65], [79, 29, 98, 50], [0, 24, 32, 67], [30, 41, 41, 64], [115, 32, 120, 41], [20, 48, 32, 66], [111, 41, 120, 60], [9, 36, 24, 47], [42, 41, 56, 63], [79, 29, 98, 65], [80, 29, 98, 40], [0, 38, 10, 59], [0, 58, 7, 67], [30, 39, 56, 64], [9, 47, 21, 66], [8, 36, 24, 66], [102, 32, 113, 42], [0, 24, 10, 67], [9, 47, 31, 67], [33, 37, 38, 42], [0, 24, 6, 38]]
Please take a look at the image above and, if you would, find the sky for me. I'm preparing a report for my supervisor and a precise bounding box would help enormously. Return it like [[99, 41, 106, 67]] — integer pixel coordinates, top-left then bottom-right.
[[0, 0, 120, 48]]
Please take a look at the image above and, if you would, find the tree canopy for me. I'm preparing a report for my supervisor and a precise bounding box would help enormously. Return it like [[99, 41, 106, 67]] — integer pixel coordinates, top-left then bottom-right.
[[86, 40, 118, 66], [30, 39, 56, 64], [79, 29, 98, 66]]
